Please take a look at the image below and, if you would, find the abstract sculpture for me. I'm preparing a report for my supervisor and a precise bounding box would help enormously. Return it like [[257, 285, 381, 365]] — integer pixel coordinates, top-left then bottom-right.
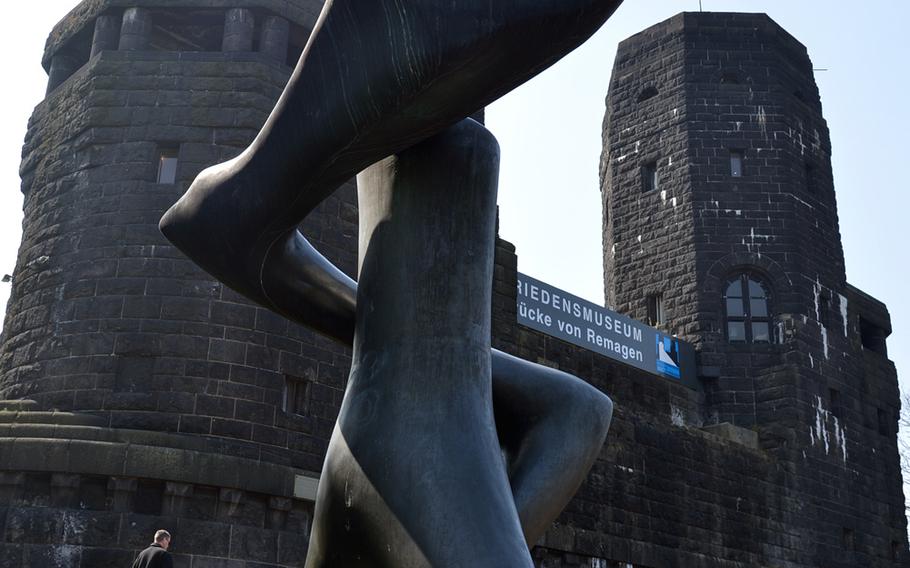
[[160, 1, 622, 565]]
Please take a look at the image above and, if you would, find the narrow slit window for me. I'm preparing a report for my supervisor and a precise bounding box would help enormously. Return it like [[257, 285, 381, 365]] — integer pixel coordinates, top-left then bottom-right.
[[877, 408, 890, 436], [641, 162, 658, 193], [829, 388, 842, 420], [157, 147, 179, 184], [646, 294, 664, 327], [842, 527, 855, 550], [730, 150, 743, 177], [805, 162, 817, 194], [283, 375, 312, 416], [817, 292, 830, 328]]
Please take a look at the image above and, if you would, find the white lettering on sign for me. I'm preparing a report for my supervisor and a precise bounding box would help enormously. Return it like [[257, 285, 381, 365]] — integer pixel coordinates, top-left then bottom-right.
[[517, 278, 643, 343], [515, 273, 693, 386], [585, 328, 644, 362], [518, 302, 552, 327], [516, 273, 655, 373]]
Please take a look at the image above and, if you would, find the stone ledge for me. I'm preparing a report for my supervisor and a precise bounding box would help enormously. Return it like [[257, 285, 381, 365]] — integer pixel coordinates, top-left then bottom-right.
[[0, 435, 312, 500], [0, 400, 39, 411], [0, 414, 326, 473], [0, 410, 107, 427], [0, 414, 326, 504], [701, 422, 759, 449]]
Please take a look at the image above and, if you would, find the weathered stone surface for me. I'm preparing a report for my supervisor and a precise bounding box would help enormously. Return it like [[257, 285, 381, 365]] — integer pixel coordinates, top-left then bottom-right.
[[2, 22, 352, 476], [6, 507, 64, 544], [595, 11, 906, 568], [0, 5, 904, 568]]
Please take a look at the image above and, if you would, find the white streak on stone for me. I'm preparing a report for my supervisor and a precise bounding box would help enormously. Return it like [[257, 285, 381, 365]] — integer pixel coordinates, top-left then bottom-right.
[[789, 193, 814, 209], [671, 406, 685, 427], [814, 396, 829, 454], [811, 396, 848, 464], [812, 276, 822, 321], [832, 415, 848, 466], [757, 105, 768, 138], [838, 294, 849, 336], [821, 325, 829, 359]]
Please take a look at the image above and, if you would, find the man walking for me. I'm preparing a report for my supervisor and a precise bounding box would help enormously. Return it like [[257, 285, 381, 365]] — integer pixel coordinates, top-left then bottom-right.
[[130, 529, 173, 568]]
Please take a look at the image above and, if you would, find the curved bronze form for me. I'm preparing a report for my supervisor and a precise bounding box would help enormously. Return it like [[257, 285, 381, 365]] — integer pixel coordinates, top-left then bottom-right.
[[160, 1, 620, 564]]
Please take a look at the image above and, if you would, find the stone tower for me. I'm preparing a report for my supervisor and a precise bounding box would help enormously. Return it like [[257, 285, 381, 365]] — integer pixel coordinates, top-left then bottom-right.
[[601, 12, 904, 566], [0, 6, 906, 568], [0, 2, 363, 565]]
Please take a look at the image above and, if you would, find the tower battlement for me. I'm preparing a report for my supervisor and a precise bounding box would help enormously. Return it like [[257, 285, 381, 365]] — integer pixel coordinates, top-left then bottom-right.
[[41, 2, 322, 94]]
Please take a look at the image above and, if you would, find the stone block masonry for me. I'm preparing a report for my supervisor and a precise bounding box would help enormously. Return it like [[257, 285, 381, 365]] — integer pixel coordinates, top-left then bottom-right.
[[600, 11, 906, 568], [1, 4, 353, 565], [0, 5, 905, 568], [1, 45, 359, 475]]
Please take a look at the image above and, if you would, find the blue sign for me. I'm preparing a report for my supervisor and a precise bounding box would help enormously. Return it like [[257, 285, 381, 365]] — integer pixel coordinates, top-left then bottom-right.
[[516, 273, 696, 387]]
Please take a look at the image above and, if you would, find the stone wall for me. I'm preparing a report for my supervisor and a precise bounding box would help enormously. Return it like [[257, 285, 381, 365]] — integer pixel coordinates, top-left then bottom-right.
[[598, 12, 906, 568], [0, 23, 358, 476], [496, 235, 906, 567], [601, 13, 697, 339], [0, 5, 905, 568], [0, 416, 314, 566]]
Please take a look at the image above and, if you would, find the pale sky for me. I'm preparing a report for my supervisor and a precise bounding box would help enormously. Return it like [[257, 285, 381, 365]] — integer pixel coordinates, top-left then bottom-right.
[[0, 2, 907, 399]]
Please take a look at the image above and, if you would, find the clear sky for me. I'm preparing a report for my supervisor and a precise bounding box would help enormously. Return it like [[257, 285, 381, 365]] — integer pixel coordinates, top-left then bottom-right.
[[0, 2, 906, 399]]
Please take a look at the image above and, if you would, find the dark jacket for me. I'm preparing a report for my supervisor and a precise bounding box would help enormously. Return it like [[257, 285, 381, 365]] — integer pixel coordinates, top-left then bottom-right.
[[131, 543, 173, 568]]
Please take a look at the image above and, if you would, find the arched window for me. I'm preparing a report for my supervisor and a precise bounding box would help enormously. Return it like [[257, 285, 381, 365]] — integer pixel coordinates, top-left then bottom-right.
[[725, 274, 772, 343]]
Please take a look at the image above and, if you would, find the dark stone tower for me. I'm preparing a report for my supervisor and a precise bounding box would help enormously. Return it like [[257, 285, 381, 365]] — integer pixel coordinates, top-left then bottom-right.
[[0, 5, 905, 568], [602, 12, 905, 566], [0, 2, 362, 565]]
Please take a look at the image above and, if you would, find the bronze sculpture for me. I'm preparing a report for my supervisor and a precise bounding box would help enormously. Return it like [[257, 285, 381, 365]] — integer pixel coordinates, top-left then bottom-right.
[[160, 1, 622, 565]]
